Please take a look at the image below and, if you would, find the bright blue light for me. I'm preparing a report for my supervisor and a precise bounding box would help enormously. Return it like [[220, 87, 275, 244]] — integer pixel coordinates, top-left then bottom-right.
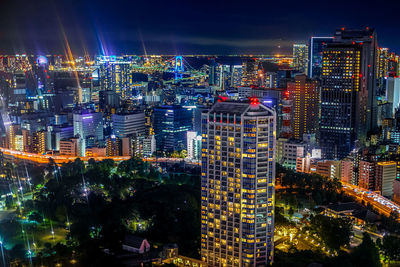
[[37, 56, 48, 66], [174, 56, 184, 80]]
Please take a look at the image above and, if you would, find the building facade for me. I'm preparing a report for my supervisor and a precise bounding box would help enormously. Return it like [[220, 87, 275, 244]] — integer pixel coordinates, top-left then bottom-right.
[[320, 28, 378, 159], [287, 74, 320, 139], [201, 99, 276, 266], [308, 37, 334, 78], [153, 105, 192, 153], [293, 44, 308, 74]]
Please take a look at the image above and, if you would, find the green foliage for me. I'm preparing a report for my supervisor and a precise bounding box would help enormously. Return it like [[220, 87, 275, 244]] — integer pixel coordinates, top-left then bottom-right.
[[275, 206, 293, 227], [274, 234, 382, 267], [27, 211, 43, 223], [350, 233, 381, 267], [378, 235, 400, 262], [22, 156, 201, 264], [277, 164, 348, 206], [273, 249, 325, 267], [308, 214, 352, 251]]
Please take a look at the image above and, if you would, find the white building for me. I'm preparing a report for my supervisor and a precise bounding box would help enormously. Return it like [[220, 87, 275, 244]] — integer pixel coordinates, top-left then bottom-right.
[[143, 135, 156, 157], [186, 131, 202, 161], [376, 161, 397, 198], [281, 139, 306, 169]]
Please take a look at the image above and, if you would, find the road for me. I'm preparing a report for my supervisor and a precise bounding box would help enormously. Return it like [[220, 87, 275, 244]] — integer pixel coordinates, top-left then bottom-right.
[[0, 147, 200, 166], [275, 182, 400, 221], [341, 182, 400, 219], [0, 147, 131, 164]]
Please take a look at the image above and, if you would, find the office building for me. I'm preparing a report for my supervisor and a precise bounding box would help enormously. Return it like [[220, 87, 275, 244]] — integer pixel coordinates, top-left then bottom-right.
[[286, 74, 320, 139], [280, 139, 306, 169], [59, 137, 80, 156], [106, 136, 122, 156], [97, 56, 134, 99], [31, 130, 46, 154], [308, 37, 334, 78], [231, 65, 243, 87], [320, 28, 378, 159], [340, 160, 354, 184], [241, 58, 258, 86], [375, 161, 396, 198], [153, 105, 192, 153], [112, 112, 146, 138], [201, 99, 276, 266], [14, 133, 24, 152], [143, 135, 156, 157], [46, 125, 74, 151], [9, 124, 20, 150], [292, 44, 308, 74], [377, 47, 389, 79], [359, 160, 375, 191], [73, 111, 104, 156]]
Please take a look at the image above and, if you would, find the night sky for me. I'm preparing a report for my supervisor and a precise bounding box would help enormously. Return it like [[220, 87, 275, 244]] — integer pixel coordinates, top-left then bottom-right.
[[0, 0, 399, 55]]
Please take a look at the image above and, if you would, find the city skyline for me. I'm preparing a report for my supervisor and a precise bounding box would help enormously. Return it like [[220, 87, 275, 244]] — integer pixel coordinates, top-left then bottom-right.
[[1, 0, 400, 264]]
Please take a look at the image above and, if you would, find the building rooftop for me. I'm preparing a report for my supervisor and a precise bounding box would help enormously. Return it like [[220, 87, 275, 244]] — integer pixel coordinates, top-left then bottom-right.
[[209, 100, 274, 116]]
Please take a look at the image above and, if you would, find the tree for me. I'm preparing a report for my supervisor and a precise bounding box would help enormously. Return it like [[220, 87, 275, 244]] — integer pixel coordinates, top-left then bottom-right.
[[378, 235, 400, 262], [351, 233, 381, 267], [28, 211, 43, 223], [309, 215, 352, 251]]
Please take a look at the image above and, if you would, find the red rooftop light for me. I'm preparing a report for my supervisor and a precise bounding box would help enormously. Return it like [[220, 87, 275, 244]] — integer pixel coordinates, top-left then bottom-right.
[[249, 97, 260, 105]]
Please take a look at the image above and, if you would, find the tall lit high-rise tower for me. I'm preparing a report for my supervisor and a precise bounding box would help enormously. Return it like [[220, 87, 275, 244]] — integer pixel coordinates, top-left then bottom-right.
[[292, 44, 308, 74], [242, 58, 259, 86], [287, 74, 320, 139], [201, 99, 276, 266], [97, 56, 134, 99], [320, 28, 378, 159], [377, 47, 389, 79]]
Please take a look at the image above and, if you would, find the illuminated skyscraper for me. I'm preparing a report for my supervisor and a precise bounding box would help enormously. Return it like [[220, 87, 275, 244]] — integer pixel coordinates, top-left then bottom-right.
[[231, 65, 243, 87], [9, 124, 20, 150], [320, 28, 378, 159], [377, 47, 389, 79], [73, 111, 104, 156], [31, 130, 46, 154], [292, 44, 308, 74], [287, 74, 320, 139], [201, 99, 276, 266], [153, 105, 192, 153], [242, 58, 258, 86], [106, 136, 122, 156], [308, 37, 334, 78], [97, 56, 134, 99]]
